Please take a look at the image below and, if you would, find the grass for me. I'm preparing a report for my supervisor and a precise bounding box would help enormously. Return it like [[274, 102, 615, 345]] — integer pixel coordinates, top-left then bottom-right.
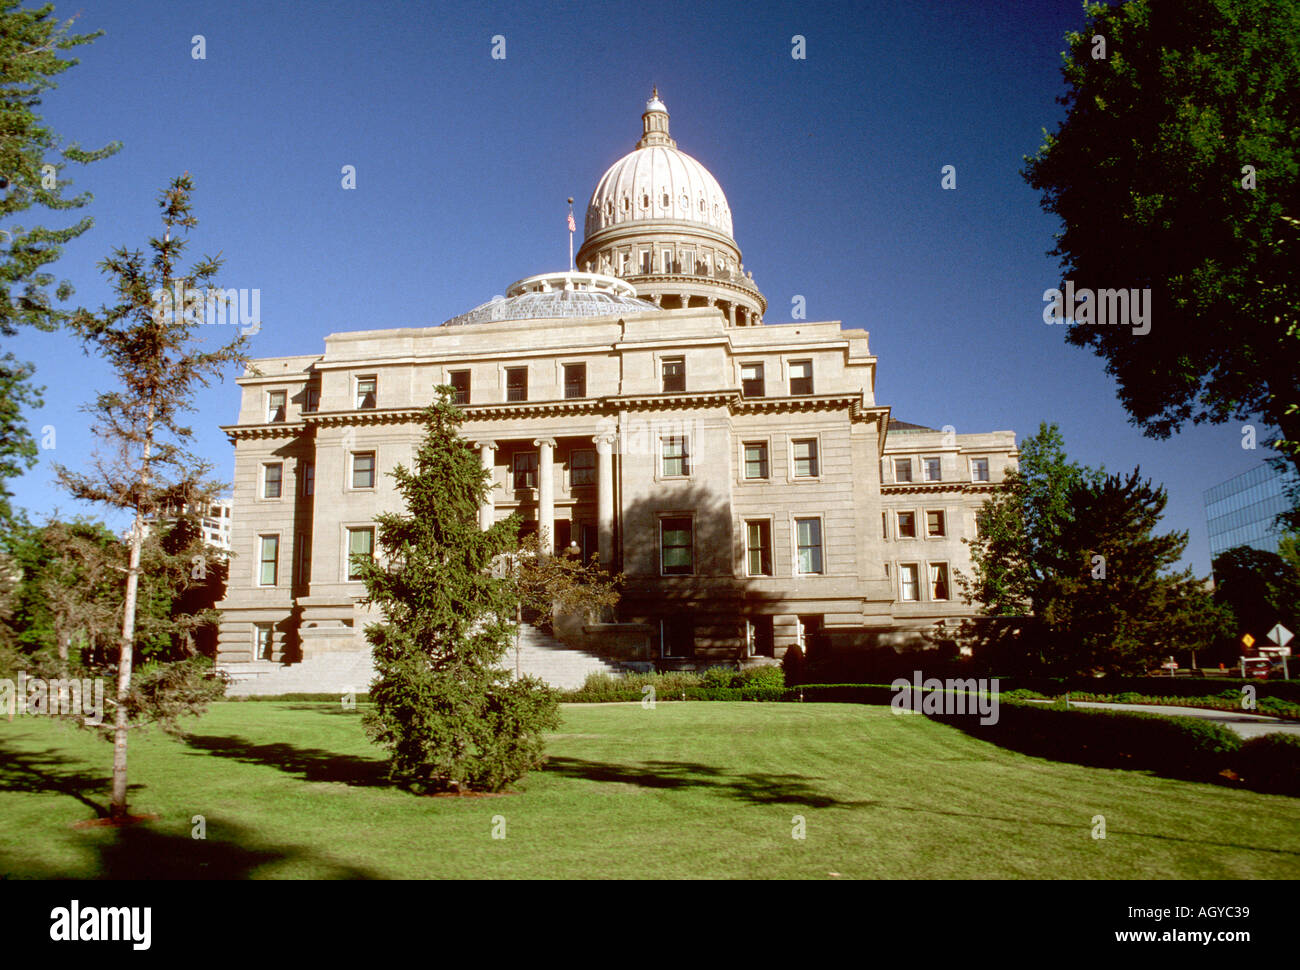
[[0, 700, 1296, 879]]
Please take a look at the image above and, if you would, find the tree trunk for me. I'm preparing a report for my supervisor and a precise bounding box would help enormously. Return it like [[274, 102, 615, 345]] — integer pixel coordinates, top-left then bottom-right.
[[110, 406, 154, 821]]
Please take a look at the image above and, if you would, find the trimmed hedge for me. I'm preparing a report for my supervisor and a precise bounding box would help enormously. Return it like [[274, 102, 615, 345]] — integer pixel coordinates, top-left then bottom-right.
[[1236, 733, 1300, 795], [928, 699, 1242, 782]]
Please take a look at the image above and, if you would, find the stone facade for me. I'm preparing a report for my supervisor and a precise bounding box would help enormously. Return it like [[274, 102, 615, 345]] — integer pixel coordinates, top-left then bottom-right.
[[214, 92, 1017, 669]]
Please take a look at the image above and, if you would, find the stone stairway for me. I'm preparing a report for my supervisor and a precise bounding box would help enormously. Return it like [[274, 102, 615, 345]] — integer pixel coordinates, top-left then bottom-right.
[[221, 625, 624, 696]]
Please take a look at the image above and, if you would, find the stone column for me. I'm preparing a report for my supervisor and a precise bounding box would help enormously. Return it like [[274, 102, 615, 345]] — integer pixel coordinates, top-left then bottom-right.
[[534, 438, 556, 555], [728, 303, 737, 327], [594, 433, 616, 566], [476, 441, 496, 530]]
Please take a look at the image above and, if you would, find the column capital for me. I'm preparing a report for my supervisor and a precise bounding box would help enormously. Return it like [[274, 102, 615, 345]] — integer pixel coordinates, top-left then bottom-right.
[[593, 433, 617, 449], [532, 437, 557, 450], [473, 440, 497, 451]]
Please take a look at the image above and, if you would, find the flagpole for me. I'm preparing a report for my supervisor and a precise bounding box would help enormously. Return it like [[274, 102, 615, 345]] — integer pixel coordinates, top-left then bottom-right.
[[567, 197, 574, 272]]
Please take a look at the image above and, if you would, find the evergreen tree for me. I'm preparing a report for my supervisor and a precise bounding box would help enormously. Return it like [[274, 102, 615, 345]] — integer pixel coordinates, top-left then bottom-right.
[[53, 175, 247, 820], [356, 390, 559, 794], [0, 3, 120, 527], [1039, 470, 1230, 674]]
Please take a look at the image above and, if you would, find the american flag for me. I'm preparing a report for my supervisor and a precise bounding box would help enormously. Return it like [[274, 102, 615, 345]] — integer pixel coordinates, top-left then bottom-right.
[[567, 211, 576, 233]]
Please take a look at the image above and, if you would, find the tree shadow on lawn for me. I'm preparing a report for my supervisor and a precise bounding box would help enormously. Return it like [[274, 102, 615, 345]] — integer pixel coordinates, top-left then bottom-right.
[[0, 741, 379, 879], [184, 734, 390, 787], [544, 756, 875, 809]]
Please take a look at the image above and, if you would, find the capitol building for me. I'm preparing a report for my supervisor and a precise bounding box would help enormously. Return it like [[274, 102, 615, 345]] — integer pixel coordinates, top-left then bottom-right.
[[216, 92, 1018, 681]]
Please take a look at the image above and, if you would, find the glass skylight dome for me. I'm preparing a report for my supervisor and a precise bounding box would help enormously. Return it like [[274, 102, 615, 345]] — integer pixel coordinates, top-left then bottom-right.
[[442, 271, 660, 327]]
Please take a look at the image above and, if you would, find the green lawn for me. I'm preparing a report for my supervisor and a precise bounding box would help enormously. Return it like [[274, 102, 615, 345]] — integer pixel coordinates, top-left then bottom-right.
[[0, 700, 1295, 879]]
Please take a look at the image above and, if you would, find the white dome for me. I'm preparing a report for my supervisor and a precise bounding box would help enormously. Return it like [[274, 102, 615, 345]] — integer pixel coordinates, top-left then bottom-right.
[[585, 146, 733, 239]]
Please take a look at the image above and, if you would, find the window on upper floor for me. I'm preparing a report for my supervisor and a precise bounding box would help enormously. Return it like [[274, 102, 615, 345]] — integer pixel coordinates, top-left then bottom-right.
[[661, 436, 690, 478], [788, 360, 814, 396], [927, 510, 946, 537], [356, 376, 377, 410], [899, 563, 919, 601], [795, 518, 824, 575], [660, 516, 693, 575], [258, 535, 279, 586], [661, 356, 685, 393], [506, 367, 528, 402], [929, 563, 950, 601], [923, 457, 942, 482], [263, 463, 283, 499], [897, 511, 917, 539], [570, 449, 595, 487], [449, 370, 471, 405], [894, 458, 913, 483], [792, 439, 819, 478], [743, 442, 769, 480], [513, 451, 538, 489], [352, 452, 376, 489], [304, 387, 320, 413], [741, 362, 765, 398], [745, 520, 773, 577], [300, 462, 314, 498], [971, 457, 990, 482], [347, 527, 374, 581], [267, 390, 286, 423], [564, 363, 587, 399]]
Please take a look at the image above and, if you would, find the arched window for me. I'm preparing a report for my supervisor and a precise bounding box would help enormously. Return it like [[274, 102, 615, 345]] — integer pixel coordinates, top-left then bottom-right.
[[642, 192, 649, 209], [662, 192, 670, 208]]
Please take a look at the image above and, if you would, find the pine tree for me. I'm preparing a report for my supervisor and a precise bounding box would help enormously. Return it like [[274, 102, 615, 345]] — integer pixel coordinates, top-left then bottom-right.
[[356, 391, 560, 793], [54, 175, 248, 820], [0, 3, 120, 527]]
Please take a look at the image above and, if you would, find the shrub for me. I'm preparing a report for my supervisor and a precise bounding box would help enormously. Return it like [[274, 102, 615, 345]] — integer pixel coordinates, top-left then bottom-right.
[[699, 665, 739, 689], [737, 665, 784, 689], [1236, 733, 1300, 796]]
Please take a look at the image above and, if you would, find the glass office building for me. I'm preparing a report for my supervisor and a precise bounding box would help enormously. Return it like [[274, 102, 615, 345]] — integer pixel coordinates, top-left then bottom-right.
[[1204, 463, 1292, 562]]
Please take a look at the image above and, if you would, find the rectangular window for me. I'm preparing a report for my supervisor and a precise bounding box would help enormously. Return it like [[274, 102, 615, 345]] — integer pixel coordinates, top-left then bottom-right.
[[897, 511, 917, 539], [660, 615, 695, 658], [267, 390, 286, 423], [258, 535, 279, 586], [971, 457, 990, 482], [795, 518, 823, 574], [640, 250, 652, 274], [662, 248, 674, 273], [788, 360, 814, 396], [254, 624, 273, 661], [296, 533, 311, 585], [356, 376, 377, 409], [506, 366, 528, 402], [570, 449, 595, 487], [352, 452, 376, 489], [926, 510, 946, 537], [929, 563, 950, 601], [301, 462, 314, 497], [746, 520, 773, 576], [513, 451, 538, 489], [792, 438, 819, 478], [661, 436, 690, 477], [564, 363, 587, 399], [900, 563, 919, 601], [743, 442, 769, 480], [304, 387, 320, 413], [449, 370, 471, 405], [741, 362, 765, 398], [882, 512, 889, 539], [923, 457, 942, 482], [660, 516, 693, 575], [347, 527, 374, 581], [661, 356, 685, 393], [263, 462, 283, 499], [893, 458, 913, 483]]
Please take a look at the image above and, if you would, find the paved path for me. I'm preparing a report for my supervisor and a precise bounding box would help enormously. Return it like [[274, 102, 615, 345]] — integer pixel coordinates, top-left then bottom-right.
[[1031, 699, 1300, 738]]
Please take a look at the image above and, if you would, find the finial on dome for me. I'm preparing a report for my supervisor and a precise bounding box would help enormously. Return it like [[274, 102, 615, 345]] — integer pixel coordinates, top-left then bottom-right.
[[638, 87, 673, 148]]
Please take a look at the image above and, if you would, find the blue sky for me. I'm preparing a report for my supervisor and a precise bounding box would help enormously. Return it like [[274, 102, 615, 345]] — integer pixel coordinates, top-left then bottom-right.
[[5, 0, 1282, 574]]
